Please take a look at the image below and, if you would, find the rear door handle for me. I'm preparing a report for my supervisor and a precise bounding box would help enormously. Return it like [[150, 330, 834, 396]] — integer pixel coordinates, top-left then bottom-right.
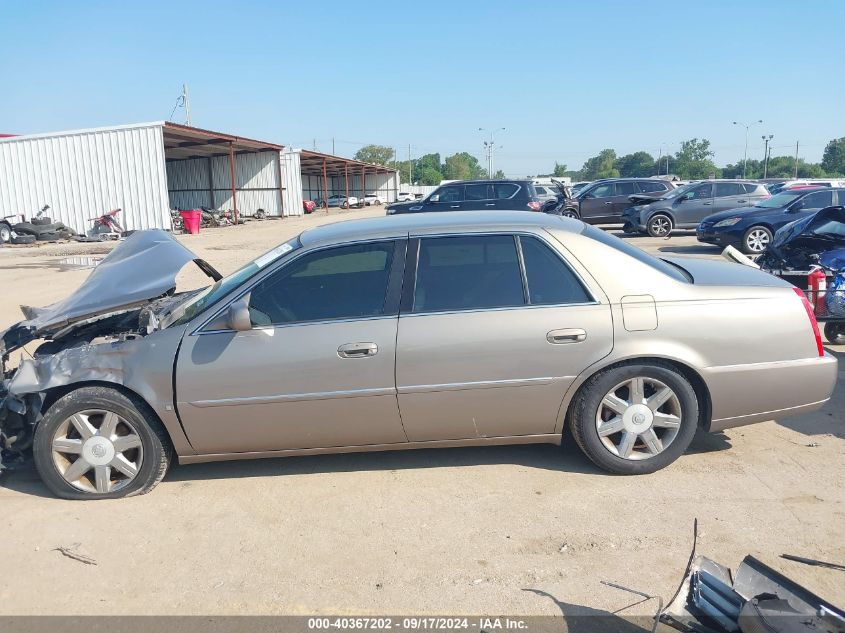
[[547, 328, 587, 344], [485, 203, 495, 207], [337, 342, 378, 358], [604, 201, 613, 205], [449, 204, 461, 209], [737, 199, 746, 203]]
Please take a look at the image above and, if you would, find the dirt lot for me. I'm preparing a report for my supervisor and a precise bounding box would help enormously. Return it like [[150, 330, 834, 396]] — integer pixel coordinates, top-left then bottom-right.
[[0, 208, 843, 617]]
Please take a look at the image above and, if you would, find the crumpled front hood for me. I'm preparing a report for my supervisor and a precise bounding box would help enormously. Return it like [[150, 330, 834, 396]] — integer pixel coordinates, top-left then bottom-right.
[[759, 206, 845, 270], [1, 230, 220, 353]]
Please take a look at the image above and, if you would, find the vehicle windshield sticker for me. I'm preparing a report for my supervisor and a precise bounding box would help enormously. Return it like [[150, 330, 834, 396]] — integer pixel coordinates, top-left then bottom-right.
[[254, 243, 293, 268]]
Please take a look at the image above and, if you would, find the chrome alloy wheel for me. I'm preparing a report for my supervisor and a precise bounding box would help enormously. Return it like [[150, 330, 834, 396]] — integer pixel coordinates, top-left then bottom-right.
[[649, 216, 671, 236], [745, 228, 771, 253], [51, 409, 143, 494], [595, 377, 682, 460]]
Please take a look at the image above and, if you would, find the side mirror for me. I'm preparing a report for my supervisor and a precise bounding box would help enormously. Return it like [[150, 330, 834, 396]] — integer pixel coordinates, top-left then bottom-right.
[[429, 194, 440, 203], [226, 298, 252, 331], [789, 202, 802, 212]]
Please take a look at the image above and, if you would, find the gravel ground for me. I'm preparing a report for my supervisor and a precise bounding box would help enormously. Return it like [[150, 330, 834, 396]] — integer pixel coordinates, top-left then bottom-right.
[[0, 208, 843, 617]]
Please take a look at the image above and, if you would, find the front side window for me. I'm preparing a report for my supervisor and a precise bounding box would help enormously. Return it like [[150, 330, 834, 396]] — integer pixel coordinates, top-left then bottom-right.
[[465, 184, 492, 200], [248, 241, 396, 326], [799, 191, 834, 210], [413, 235, 523, 312], [687, 183, 713, 200], [520, 236, 591, 305], [434, 186, 464, 202], [590, 184, 614, 198]]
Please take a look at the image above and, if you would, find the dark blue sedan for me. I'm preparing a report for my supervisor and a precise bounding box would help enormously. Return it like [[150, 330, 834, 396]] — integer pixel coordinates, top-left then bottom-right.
[[697, 187, 845, 254]]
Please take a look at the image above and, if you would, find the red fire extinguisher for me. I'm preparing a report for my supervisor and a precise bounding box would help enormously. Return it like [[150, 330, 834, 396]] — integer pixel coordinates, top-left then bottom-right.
[[808, 267, 827, 316]]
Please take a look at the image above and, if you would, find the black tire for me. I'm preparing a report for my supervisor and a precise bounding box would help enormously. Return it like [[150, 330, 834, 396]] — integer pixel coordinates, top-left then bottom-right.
[[568, 362, 699, 475], [824, 322, 845, 345], [646, 213, 673, 238], [0, 223, 10, 243], [11, 234, 36, 245], [742, 225, 772, 255], [32, 216, 53, 226], [622, 223, 637, 234], [562, 207, 580, 219], [33, 386, 172, 500], [36, 231, 60, 242]]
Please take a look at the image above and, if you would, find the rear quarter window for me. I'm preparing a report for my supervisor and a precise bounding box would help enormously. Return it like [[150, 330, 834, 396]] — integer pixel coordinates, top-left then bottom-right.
[[579, 225, 691, 283]]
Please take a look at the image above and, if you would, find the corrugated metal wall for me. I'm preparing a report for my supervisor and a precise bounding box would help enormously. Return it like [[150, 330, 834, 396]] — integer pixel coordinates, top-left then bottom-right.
[[168, 150, 303, 217], [0, 123, 171, 233]]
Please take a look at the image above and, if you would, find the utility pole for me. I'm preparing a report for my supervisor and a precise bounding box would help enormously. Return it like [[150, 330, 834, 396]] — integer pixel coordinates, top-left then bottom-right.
[[733, 119, 763, 179], [182, 84, 192, 126], [332, 138, 335, 155], [479, 127, 505, 178], [794, 140, 799, 178], [408, 144, 412, 185], [762, 134, 773, 178], [313, 139, 317, 151], [656, 146, 663, 176]]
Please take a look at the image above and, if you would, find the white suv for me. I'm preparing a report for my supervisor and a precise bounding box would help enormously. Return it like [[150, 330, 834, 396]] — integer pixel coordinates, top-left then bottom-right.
[[363, 193, 385, 206], [396, 192, 415, 202]]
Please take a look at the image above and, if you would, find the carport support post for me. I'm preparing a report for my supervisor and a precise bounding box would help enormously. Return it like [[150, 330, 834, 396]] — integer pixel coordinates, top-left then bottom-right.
[[322, 158, 328, 209], [345, 163, 349, 205], [361, 165, 365, 201], [228, 143, 238, 223]]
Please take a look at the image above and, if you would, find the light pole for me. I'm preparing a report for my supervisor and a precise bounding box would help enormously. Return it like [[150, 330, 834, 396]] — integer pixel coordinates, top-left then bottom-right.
[[733, 119, 763, 179], [761, 134, 773, 178], [479, 127, 505, 178]]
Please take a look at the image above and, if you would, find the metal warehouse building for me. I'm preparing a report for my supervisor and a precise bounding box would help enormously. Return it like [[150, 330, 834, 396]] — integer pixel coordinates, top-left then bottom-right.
[[0, 122, 399, 233]]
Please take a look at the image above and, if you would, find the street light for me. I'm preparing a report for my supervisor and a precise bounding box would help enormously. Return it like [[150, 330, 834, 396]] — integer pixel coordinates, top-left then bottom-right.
[[733, 119, 763, 179], [479, 127, 505, 178], [761, 134, 774, 178]]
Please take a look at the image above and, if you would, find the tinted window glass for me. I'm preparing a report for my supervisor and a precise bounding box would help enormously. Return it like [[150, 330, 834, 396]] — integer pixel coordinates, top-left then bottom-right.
[[520, 236, 590, 305], [688, 183, 713, 199], [800, 191, 834, 210], [715, 183, 746, 197], [638, 181, 666, 193], [413, 235, 524, 312], [615, 182, 637, 195], [493, 183, 519, 199], [248, 241, 395, 325], [535, 186, 547, 195], [579, 225, 690, 283], [590, 184, 614, 198], [465, 184, 491, 200], [743, 183, 760, 193], [435, 186, 464, 202]]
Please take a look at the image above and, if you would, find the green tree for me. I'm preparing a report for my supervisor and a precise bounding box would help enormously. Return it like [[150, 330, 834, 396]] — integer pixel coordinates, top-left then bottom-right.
[[580, 149, 619, 180], [353, 144, 394, 166], [492, 169, 506, 179], [413, 153, 443, 185], [615, 151, 655, 177], [552, 162, 568, 177], [442, 152, 486, 180], [672, 138, 718, 179], [821, 137, 845, 175]]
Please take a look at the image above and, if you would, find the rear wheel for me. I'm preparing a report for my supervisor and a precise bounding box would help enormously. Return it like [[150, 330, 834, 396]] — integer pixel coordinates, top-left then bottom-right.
[[562, 208, 579, 219], [0, 223, 10, 243], [568, 363, 699, 474], [647, 214, 673, 237], [33, 386, 171, 500], [824, 322, 845, 345], [742, 225, 772, 254]]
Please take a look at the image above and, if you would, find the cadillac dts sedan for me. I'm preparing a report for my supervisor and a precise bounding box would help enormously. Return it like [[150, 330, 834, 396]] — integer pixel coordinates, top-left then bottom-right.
[[0, 212, 837, 499]]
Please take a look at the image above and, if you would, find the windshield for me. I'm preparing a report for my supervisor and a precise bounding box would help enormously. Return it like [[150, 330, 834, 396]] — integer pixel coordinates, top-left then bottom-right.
[[661, 183, 696, 199], [754, 191, 804, 208], [164, 236, 302, 327]]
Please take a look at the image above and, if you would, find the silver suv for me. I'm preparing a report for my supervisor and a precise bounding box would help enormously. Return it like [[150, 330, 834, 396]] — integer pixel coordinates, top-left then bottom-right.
[[624, 180, 770, 237]]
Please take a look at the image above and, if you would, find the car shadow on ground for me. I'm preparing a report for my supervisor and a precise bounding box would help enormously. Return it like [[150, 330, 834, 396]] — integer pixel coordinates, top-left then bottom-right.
[[777, 348, 845, 440], [614, 230, 698, 239], [521, 588, 652, 632]]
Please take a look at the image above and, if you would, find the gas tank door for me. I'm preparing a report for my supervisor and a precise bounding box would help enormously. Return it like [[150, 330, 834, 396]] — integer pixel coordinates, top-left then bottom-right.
[[620, 295, 658, 331]]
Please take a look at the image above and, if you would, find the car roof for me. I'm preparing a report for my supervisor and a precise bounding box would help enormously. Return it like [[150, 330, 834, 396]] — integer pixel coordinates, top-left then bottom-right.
[[299, 211, 577, 247], [443, 179, 532, 185]]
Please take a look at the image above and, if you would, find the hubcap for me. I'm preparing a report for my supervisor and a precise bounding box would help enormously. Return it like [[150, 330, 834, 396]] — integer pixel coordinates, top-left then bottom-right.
[[746, 229, 770, 252], [651, 217, 670, 235], [595, 377, 682, 460], [51, 409, 143, 494]]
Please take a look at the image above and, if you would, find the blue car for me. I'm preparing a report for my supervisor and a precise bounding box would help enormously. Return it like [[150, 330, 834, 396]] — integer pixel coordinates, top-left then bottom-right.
[[697, 187, 845, 254]]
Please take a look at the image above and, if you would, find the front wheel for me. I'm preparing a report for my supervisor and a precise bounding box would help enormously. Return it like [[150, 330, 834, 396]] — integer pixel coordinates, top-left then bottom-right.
[[568, 363, 699, 474], [33, 386, 172, 500], [647, 214, 673, 237], [562, 208, 579, 219], [0, 223, 10, 243], [742, 225, 772, 254], [824, 322, 845, 345]]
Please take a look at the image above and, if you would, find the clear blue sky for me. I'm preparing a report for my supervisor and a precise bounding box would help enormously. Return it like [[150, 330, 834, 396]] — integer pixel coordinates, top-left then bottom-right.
[[1, 0, 842, 176]]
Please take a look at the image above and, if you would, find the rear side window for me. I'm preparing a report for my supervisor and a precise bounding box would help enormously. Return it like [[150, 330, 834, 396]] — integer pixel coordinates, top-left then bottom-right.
[[249, 241, 396, 325], [800, 191, 834, 210], [638, 181, 666, 193], [465, 184, 492, 200], [743, 183, 760, 193], [615, 182, 637, 195], [519, 236, 590, 305], [493, 183, 519, 199], [413, 236, 524, 312], [715, 183, 746, 197]]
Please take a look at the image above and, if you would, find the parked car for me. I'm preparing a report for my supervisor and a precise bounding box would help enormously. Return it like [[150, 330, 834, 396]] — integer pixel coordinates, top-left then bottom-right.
[[570, 181, 591, 195], [697, 187, 845, 253], [623, 180, 770, 237], [534, 184, 561, 205], [385, 180, 543, 214], [326, 194, 360, 209], [363, 193, 385, 206], [396, 192, 416, 202], [0, 215, 836, 498], [562, 178, 676, 224], [767, 179, 845, 195]]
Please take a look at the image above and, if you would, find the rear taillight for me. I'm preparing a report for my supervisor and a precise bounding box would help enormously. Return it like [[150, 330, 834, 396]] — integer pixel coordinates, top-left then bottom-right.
[[792, 287, 824, 356], [527, 201, 541, 211]]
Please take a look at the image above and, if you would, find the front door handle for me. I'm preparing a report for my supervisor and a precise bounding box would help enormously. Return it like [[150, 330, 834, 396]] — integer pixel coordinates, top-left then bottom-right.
[[604, 201, 613, 205], [547, 328, 587, 344], [337, 342, 378, 358], [737, 199, 746, 203], [449, 204, 461, 209], [485, 203, 495, 207]]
